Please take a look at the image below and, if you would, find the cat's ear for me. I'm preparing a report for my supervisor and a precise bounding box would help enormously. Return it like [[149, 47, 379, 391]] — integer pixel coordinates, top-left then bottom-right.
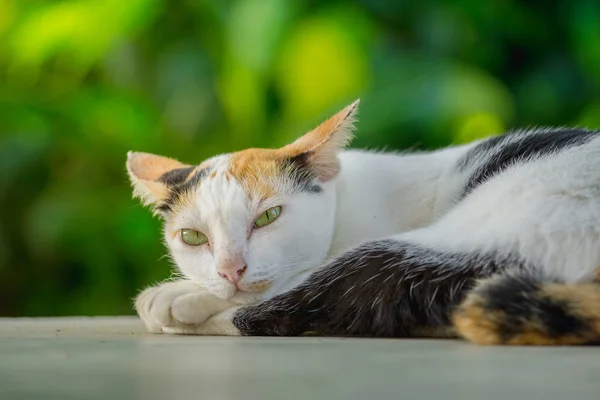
[[284, 99, 359, 181], [126, 151, 189, 207]]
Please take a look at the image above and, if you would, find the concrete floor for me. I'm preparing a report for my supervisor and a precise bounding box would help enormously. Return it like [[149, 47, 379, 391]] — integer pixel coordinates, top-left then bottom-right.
[[0, 317, 598, 400]]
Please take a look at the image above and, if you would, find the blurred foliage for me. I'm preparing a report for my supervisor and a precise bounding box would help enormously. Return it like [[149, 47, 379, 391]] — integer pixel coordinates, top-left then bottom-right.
[[1, 0, 600, 316]]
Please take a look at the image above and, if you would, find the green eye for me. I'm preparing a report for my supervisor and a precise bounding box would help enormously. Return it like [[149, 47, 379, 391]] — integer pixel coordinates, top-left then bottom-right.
[[180, 229, 208, 246], [254, 206, 282, 228]]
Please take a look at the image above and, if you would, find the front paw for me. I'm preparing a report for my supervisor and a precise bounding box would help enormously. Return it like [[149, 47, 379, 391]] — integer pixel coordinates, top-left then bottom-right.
[[134, 280, 233, 334], [162, 307, 243, 336]]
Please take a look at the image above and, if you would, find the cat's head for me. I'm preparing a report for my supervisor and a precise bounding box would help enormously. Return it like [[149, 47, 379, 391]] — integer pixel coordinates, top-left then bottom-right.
[[127, 100, 358, 303]]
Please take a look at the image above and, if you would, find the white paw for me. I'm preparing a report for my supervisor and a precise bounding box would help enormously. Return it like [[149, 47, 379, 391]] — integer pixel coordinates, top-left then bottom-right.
[[162, 307, 242, 336], [135, 280, 234, 334]]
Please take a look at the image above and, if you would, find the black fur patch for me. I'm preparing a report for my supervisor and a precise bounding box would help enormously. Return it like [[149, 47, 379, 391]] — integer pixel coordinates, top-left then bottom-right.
[[282, 153, 323, 194], [158, 166, 196, 186], [232, 240, 510, 337], [459, 128, 598, 196], [157, 167, 211, 214], [470, 273, 590, 342]]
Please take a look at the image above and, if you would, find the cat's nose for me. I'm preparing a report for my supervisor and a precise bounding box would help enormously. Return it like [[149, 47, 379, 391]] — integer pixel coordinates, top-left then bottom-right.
[[217, 253, 247, 285], [218, 265, 247, 285]]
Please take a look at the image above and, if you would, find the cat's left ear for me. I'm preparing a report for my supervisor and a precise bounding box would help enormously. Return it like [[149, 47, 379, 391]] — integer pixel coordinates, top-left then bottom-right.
[[126, 151, 190, 208], [283, 99, 359, 181]]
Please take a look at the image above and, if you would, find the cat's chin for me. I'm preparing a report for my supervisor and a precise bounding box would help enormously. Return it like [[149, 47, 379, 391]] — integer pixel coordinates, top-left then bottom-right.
[[206, 282, 270, 304]]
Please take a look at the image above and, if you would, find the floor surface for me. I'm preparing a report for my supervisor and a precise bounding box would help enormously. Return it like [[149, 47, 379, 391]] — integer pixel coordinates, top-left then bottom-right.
[[0, 317, 598, 399]]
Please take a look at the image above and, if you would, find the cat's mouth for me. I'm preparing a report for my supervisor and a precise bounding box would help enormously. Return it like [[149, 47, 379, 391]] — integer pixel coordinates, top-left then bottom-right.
[[236, 279, 273, 293]]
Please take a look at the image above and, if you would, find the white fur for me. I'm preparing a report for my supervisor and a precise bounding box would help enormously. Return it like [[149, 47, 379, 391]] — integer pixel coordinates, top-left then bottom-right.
[[134, 280, 236, 333], [134, 126, 600, 336], [401, 136, 600, 283]]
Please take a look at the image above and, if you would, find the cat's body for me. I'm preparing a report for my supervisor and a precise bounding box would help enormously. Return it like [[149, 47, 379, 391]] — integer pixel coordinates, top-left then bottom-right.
[[328, 147, 466, 257], [128, 100, 600, 345]]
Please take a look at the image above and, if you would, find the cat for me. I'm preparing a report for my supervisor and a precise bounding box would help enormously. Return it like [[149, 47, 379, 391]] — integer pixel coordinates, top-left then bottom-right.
[[127, 99, 600, 345]]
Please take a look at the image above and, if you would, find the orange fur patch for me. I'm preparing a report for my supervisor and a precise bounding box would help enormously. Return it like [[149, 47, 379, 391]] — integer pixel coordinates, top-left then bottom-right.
[[452, 292, 506, 345], [229, 148, 282, 200]]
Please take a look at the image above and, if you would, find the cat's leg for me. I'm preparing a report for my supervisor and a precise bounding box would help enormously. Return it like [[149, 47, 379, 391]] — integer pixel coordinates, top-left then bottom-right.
[[191, 236, 509, 337], [135, 280, 236, 333]]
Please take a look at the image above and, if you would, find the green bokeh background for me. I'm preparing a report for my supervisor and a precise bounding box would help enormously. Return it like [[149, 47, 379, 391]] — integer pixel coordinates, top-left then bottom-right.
[[1, 0, 599, 316]]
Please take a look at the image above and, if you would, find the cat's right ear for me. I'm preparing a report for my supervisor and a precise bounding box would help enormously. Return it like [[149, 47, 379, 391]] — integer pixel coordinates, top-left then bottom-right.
[[126, 151, 189, 208]]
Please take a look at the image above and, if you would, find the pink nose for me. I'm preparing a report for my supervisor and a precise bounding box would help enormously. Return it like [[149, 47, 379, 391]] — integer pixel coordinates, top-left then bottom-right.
[[218, 265, 247, 284]]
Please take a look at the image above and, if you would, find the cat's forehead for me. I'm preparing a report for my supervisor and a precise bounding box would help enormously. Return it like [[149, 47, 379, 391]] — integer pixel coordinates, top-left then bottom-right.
[[228, 148, 288, 199], [208, 148, 283, 175], [159, 146, 306, 218], [177, 149, 285, 203]]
